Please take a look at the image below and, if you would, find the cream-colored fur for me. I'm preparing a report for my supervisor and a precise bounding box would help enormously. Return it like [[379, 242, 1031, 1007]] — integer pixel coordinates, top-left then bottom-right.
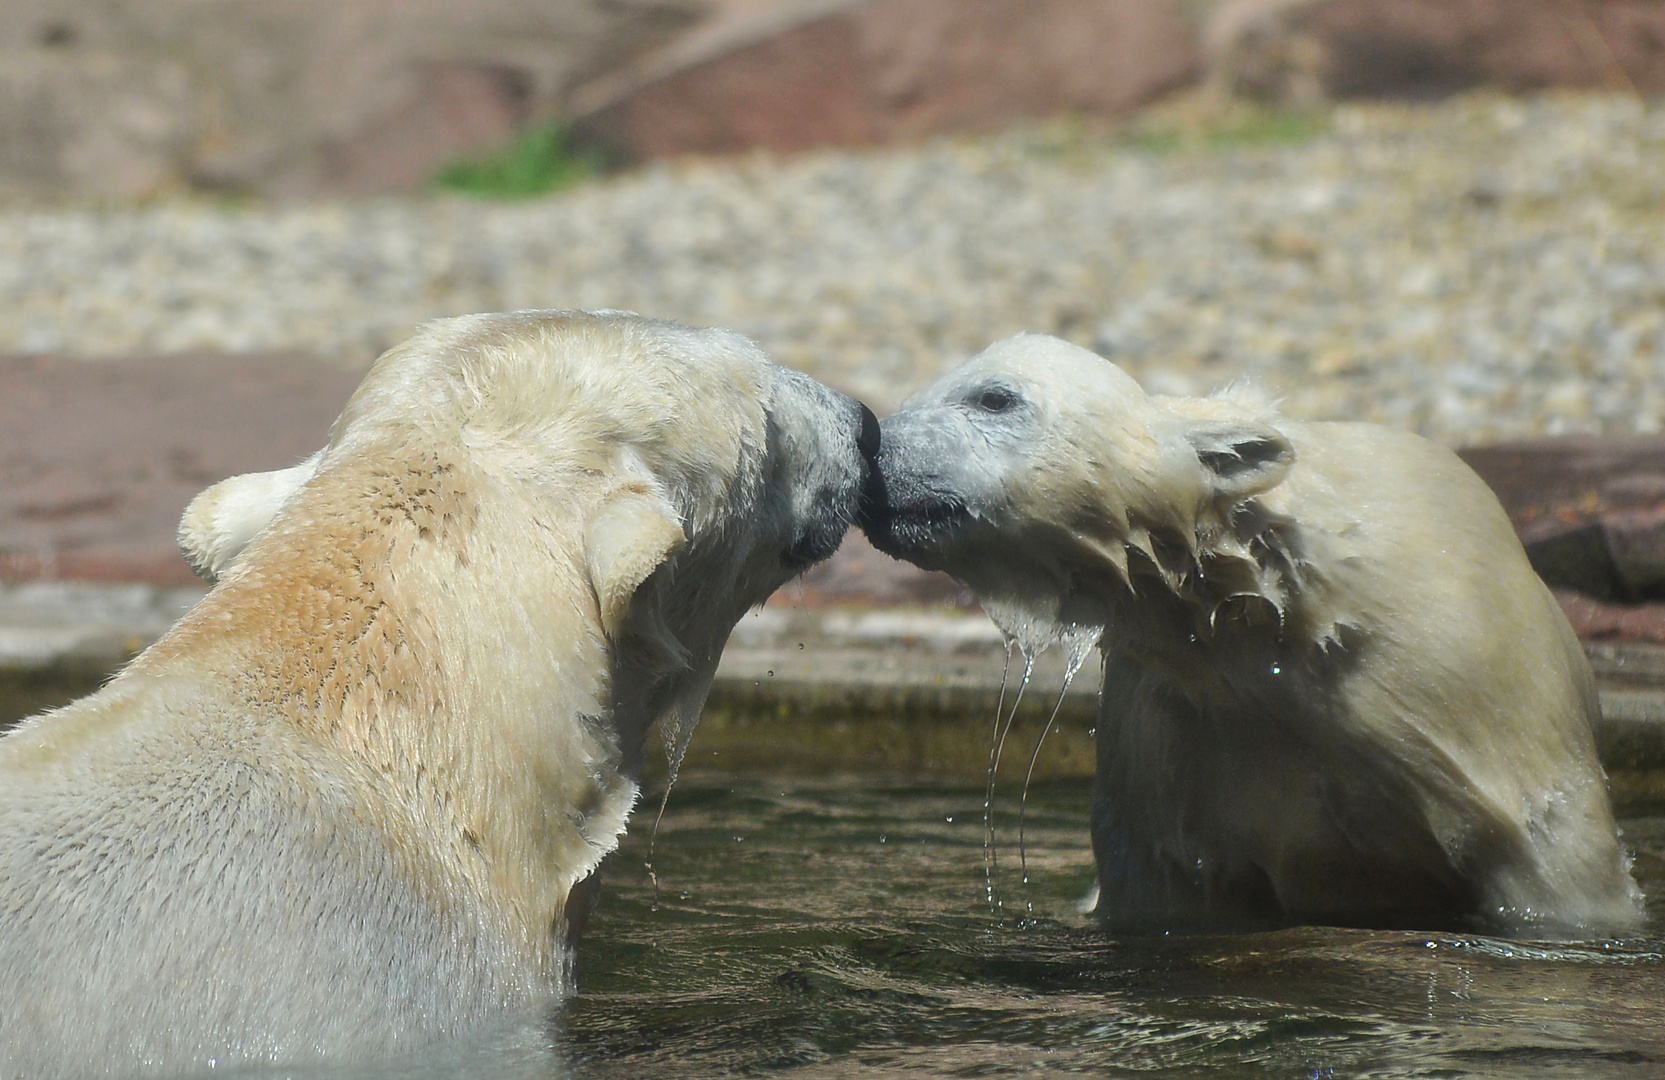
[[0, 310, 873, 1075], [863, 333, 1643, 937]]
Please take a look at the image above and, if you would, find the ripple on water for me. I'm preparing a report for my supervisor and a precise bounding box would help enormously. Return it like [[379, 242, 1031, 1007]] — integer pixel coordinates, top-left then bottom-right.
[[554, 777, 1665, 1080]]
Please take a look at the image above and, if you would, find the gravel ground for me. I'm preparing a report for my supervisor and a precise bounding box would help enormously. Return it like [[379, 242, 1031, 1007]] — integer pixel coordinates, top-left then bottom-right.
[[4, 91, 1665, 444]]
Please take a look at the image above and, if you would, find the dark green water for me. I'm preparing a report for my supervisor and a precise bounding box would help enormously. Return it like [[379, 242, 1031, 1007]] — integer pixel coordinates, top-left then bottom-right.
[[558, 775, 1665, 1079], [8, 680, 1665, 1077]]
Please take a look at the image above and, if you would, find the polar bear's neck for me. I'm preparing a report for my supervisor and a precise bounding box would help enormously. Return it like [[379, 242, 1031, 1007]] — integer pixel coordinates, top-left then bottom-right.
[[145, 446, 636, 971]]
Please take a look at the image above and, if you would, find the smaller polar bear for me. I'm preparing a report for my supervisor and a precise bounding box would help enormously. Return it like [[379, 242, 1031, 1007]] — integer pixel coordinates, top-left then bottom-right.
[[861, 333, 1643, 938], [0, 310, 876, 1075]]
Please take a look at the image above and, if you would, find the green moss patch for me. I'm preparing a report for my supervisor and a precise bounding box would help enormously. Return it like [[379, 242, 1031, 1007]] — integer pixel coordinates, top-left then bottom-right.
[[433, 124, 607, 199]]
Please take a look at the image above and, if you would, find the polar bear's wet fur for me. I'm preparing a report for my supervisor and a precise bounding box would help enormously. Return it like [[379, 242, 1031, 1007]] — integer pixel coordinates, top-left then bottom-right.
[[864, 333, 1642, 937], [0, 310, 874, 1074]]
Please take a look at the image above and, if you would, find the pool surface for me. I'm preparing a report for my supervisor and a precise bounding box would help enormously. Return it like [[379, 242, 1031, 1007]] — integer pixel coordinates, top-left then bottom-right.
[[6, 719, 1663, 1078], [550, 775, 1665, 1079]]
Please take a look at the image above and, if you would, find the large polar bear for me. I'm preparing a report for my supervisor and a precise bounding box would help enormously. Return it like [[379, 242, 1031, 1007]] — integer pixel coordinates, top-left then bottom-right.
[[0, 310, 876, 1075], [861, 333, 1643, 937]]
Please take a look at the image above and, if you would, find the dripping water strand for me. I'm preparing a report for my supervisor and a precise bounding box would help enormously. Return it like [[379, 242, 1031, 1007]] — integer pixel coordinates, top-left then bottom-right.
[[985, 648, 1035, 917], [648, 695, 703, 913], [1016, 632, 1098, 918], [993, 639, 1014, 753], [645, 782, 675, 912], [1016, 682, 1080, 918], [647, 725, 695, 913], [983, 641, 1014, 913]]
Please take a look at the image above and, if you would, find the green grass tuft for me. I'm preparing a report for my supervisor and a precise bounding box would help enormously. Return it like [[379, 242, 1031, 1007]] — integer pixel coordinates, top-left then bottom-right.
[[1119, 95, 1333, 155], [433, 124, 606, 199], [1201, 110, 1331, 148]]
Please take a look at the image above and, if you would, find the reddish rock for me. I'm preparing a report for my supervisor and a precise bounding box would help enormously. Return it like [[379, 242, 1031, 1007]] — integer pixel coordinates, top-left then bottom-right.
[[0, 350, 968, 608], [11, 355, 1665, 642], [1554, 589, 1665, 644], [1460, 436, 1665, 543], [0, 0, 704, 200], [3, 0, 1202, 198], [1209, 0, 1665, 103], [0, 354, 362, 585], [1460, 436, 1665, 604], [575, 0, 1202, 159]]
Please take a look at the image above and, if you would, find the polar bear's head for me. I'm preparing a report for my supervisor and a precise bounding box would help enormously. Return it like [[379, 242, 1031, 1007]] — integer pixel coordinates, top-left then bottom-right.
[[180, 310, 876, 766], [860, 334, 1296, 643]]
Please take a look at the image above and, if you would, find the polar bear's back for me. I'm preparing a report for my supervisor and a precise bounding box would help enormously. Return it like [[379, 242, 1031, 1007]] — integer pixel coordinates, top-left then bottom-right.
[[1274, 421, 1592, 738], [1277, 420, 1535, 590], [1270, 420, 1597, 766], [1262, 421, 1635, 930], [0, 676, 530, 1073]]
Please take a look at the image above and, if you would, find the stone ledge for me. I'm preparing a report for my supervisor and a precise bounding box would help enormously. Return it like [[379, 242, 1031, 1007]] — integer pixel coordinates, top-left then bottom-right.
[[0, 581, 204, 677], [4, 586, 1663, 800]]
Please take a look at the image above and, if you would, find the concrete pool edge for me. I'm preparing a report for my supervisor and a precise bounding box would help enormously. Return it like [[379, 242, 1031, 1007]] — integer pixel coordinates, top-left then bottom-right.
[[4, 583, 1665, 801]]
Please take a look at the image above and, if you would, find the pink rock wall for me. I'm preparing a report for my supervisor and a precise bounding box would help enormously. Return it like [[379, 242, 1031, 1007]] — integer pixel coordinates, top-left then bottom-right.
[[1210, 0, 1665, 104], [578, 0, 1203, 158]]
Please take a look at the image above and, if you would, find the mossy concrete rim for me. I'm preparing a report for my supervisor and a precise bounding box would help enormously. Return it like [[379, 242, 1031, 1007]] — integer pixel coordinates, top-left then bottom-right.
[[2, 585, 1664, 802]]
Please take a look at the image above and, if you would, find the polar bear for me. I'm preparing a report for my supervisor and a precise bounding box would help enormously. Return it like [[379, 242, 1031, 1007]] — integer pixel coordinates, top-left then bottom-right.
[[0, 310, 877, 1075], [860, 333, 1643, 938]]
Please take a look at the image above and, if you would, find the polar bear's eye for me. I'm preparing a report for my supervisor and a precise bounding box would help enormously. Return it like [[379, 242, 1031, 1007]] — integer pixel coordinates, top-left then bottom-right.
[[971, 386, 1021, 414]]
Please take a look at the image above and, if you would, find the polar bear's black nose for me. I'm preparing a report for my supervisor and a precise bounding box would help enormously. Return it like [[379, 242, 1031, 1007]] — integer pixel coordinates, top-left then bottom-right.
[[857, 403, 881, 465]]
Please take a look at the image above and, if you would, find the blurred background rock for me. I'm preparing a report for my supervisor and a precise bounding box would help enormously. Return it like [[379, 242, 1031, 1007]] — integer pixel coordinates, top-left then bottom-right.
[[9, 0, 1665, 200], [4, 0, 1665, 640], [0, 0, 702, 200]]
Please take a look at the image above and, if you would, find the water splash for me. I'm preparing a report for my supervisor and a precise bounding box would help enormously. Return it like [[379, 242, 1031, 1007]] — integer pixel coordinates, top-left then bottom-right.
[[976, 592, 1103, 923], [981, 595, 1099, 662]]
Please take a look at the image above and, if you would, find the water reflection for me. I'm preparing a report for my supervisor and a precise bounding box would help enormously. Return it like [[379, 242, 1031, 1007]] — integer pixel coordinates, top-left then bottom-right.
[[562, 778, 1665, 1079], [5, 759, 1662, 1078]]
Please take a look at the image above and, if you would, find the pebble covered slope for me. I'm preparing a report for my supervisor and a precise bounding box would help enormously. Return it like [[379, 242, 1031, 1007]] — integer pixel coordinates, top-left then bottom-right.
[[4, 93, 1664, 445]]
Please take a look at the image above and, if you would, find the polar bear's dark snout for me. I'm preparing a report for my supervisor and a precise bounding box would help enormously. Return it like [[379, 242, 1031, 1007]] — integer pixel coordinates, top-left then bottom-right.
[[857, 402, 1012, 564], [857, 463, 970, 561], [857, 402, 881, 463], [857, 359, 1043, 565], [771, 373, 880, 570], [802, 398, 877, 567], [859, 411, 965, 559]]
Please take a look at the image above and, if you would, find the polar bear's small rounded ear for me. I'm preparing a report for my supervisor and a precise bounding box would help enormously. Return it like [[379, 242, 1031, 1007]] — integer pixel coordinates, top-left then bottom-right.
[[1186, 423, 1295, 503], [585, 489, 687, 639], [178, 451, 324, 584]]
